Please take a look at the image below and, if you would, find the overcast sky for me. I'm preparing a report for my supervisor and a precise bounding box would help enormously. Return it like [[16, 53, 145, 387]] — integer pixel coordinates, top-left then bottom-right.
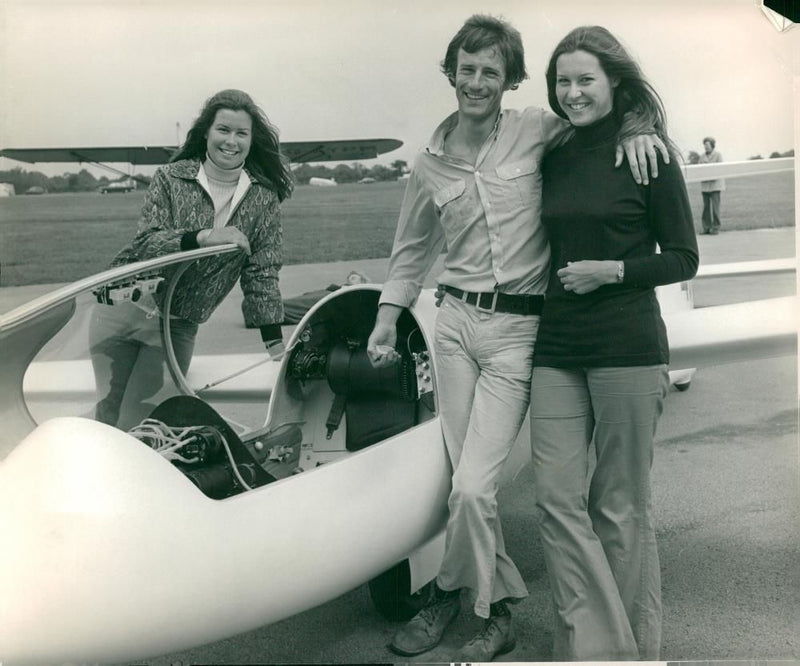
[[0, 0, 797, 176]]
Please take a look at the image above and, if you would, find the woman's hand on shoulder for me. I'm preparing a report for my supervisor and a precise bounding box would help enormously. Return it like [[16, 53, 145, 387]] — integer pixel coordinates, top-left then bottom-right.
[[557, 260, 619, 294], [197, 228, 251, 255], [615, 134, 669, 186]]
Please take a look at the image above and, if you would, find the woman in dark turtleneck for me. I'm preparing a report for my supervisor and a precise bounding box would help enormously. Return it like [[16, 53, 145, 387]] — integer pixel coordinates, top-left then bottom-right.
[[90, 89, 293, 428], [530, 27, 698, 661]]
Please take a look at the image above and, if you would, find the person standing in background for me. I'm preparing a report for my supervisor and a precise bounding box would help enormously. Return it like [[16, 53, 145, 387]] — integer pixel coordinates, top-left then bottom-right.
[[699, 136, 724, 234]]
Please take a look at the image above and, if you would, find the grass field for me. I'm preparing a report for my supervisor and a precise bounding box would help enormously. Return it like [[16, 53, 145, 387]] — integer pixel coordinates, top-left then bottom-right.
[[0, 172, 794, 287]]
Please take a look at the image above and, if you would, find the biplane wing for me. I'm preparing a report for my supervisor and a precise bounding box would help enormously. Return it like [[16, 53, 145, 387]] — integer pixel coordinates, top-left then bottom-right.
[[0, 137, 403, 166]]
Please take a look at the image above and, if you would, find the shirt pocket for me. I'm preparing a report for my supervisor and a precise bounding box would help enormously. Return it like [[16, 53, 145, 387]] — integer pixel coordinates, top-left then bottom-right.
[[433, 179, 470, 234], [433, 179, 466, 209], [496, 159, 539, 208]]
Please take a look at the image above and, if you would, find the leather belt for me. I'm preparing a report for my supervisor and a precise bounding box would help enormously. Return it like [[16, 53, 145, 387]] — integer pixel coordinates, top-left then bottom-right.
[[441, 285, 544, 315]]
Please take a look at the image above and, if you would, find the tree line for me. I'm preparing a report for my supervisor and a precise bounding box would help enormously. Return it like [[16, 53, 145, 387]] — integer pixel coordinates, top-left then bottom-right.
[[0, 158, 410, 194], [291, 160, 408, 184]]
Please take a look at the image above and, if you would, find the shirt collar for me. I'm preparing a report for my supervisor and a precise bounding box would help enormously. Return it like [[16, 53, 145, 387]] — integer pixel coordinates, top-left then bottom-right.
[[426, 112, 459, 156], [197, 162, 252, 201], [426, 110, 504, 157]]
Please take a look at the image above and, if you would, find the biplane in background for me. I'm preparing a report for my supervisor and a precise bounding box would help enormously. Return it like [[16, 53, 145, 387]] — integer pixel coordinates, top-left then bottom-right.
[[0, 137, 404, 185], [0, 158, 795, 664], [0, 139, 404, 166]]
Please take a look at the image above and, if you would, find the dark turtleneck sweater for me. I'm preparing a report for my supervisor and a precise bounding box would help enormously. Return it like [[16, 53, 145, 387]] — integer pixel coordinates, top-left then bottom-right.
[[534, 112, 699, 368]]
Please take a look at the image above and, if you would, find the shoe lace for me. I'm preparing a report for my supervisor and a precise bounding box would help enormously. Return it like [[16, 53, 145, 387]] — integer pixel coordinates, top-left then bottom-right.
[[416, 605, 439, 625], [415, 595, 456, 627], [464, 618, 507, 649]]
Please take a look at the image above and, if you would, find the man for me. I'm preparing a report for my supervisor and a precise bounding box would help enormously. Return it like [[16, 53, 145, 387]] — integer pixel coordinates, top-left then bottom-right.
[[367, 15, 665, 662], [699, 136, 725, 234]]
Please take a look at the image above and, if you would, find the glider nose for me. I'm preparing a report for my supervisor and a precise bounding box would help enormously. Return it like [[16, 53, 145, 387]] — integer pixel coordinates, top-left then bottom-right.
[[0, 417, 210, 663]]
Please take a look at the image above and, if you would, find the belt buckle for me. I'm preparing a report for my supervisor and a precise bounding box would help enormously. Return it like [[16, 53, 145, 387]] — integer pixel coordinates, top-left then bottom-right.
[[475, 291, 499, 313]]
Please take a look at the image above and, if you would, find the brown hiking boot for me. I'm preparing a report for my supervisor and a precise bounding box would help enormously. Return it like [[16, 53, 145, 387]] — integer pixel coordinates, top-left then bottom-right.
[[389, 588, 460, 656]]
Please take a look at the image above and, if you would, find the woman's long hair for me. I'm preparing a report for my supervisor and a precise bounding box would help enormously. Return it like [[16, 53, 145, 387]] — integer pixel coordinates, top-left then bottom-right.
[[545, 26, 680, 158], [172, 89, 293, 201]]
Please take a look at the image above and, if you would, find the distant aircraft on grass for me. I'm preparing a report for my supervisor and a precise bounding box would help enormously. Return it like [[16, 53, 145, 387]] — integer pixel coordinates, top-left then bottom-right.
[[99, 179, 136, 194], [308, 176, 338, 187], [0, 159, 795, 664]]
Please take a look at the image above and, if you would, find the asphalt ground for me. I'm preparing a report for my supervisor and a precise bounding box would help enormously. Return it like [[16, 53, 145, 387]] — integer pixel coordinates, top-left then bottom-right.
[[143, 353, 798, 664], [161, 229, 797, 664], [1, 228, 798, 663]]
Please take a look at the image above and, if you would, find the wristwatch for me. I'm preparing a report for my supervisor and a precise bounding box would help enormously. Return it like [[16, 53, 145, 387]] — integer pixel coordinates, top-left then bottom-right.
[[616, 261, 625, 283]]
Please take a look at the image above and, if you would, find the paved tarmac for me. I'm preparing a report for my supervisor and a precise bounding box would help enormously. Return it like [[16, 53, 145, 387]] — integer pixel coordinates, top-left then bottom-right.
[[2, 229, 798, 663], [152, 229, 797, 664], [146, 353, 798, 664]]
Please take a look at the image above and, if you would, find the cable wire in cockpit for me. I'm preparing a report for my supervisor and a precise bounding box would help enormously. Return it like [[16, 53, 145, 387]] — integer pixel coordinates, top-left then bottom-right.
[[129, 418, 253, 491]]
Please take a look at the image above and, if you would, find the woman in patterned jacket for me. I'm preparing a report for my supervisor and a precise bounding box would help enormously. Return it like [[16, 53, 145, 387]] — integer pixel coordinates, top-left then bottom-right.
[[89, 89, 293, 428]]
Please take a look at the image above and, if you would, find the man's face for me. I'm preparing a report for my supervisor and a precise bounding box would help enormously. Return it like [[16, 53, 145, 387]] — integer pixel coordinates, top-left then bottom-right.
[[454, 46, 508, 123], [703, 140, 713, 154]]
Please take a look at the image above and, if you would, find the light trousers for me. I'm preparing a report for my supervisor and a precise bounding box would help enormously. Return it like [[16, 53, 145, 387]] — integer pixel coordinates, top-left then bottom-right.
[[89, 301, 198, 429], [530, 365, 669, 660], [434, 293, 540, 618]]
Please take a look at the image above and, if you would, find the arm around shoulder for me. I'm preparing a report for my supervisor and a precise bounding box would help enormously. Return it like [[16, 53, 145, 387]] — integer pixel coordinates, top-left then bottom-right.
[[537, 106, 572, 152]]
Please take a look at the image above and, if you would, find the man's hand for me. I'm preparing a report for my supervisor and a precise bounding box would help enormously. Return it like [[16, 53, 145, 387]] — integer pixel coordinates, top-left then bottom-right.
[[367, 322, 399, 367], [615, 134, 669, 185], [197, 228, 251, 255], [367, 304, 403, 367], [557, 260, 618, 295]]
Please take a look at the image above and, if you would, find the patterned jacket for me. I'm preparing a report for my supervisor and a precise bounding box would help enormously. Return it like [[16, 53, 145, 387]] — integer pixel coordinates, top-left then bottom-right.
[[111, 159, 284, 327]]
